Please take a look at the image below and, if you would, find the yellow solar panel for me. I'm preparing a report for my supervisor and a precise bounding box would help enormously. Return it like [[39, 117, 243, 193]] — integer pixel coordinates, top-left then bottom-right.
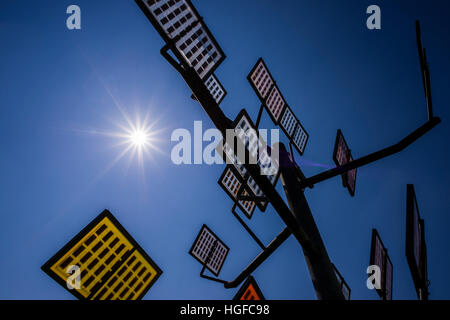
[[42, 210, 162, 300]]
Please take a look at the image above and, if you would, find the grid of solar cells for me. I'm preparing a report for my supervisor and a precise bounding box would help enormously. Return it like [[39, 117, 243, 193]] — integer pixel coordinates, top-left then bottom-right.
[[385, 258, 393, 300], [176, 23, 222, 79], [373, 232, 386, 298], [346, 153, 356, 195], [236, 113, 278, 179], [248, 59, 309, 155], [234, 163, 263, 197], [374, 235, 385, 278], [280, 107, 297, 138], [241, 284, 259, 300], [217, 112, 280, 211], [191, 226, 229, 276], [44, 213, 162, 300], [233, 277, 265, 300], [372, 232, 393, 300], [236, 116, 260, 160], [292, 124, 308, 154], [257, 147, 279, 180], [205, 74, 226, 104], [333, 130, 356, 195], [219, 116, 278, 183], [144, 0, 198, 39], [266, 86, 285, 123], [413, 206, 422, 270], [250, 60, 273, 99], [52, 219, 134, 298], [93, 250, 158, 300], [335, 133, 349, 166], [220, 166, 257, 217]]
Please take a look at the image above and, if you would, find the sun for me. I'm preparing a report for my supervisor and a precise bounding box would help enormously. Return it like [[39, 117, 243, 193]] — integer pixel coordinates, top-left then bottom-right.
[[115, 112, 163, 167], [129, 129, 149, 147], [92, 110, 164, 173]]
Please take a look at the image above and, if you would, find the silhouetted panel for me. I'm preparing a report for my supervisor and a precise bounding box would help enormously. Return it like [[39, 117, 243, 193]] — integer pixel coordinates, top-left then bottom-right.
[[219, 165, 257, 218], [369, 229, 393, 300], [136, 0, 225, 80], [406, 184, 428, 299], [333, 129, 356, 196], [233, 276, 265, 300], [332, 264, 351, 300]]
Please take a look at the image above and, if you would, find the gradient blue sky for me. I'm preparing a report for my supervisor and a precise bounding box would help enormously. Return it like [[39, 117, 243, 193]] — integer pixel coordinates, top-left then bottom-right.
[[0, 0, 449, 300]]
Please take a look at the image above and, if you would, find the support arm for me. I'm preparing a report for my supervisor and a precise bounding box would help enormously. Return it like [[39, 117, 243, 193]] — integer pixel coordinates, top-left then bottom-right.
[[224, 227, 291, 289], [300, 117, 440, 189]]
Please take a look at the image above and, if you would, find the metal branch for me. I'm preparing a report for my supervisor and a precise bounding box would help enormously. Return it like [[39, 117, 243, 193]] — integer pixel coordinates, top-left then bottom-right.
[[255, 104, 264, 129], [224, 227, 291, 289], [416, 20, 433, 120], [160, 44, 184, 74], [300, 117, 441, 189], [200, 266, 228, 285], [231, 204, 266, 251]]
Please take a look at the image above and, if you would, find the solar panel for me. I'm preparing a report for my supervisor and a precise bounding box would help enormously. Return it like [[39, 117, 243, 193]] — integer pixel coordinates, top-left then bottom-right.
[[333, 129, 356, 196], [189, 225, 229, 276], [248, 58, 274, 101], [248, 58, 309, 154], [369, 229, 393, 300], [233, 276, 265, 300], [41, 210, 162, 300], [136, 0, 225, 80], [216, 109, 280, 212], [218, 165, 257, 218], [406, 184, 428, 299]]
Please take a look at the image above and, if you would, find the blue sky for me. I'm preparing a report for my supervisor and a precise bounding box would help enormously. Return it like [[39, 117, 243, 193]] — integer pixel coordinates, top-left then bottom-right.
[[0, 0, 449, 300]]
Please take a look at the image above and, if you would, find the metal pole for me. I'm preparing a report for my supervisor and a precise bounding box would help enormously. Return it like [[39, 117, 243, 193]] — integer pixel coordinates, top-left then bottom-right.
[[279, 143, 345, 300]]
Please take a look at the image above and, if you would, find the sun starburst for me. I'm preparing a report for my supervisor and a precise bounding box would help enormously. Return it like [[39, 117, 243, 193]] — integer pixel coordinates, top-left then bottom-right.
[[112, 111, 164, 170]]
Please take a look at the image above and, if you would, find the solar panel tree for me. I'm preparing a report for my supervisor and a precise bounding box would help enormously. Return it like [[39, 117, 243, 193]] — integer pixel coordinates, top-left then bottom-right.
[[135, 0, 440, 299]]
